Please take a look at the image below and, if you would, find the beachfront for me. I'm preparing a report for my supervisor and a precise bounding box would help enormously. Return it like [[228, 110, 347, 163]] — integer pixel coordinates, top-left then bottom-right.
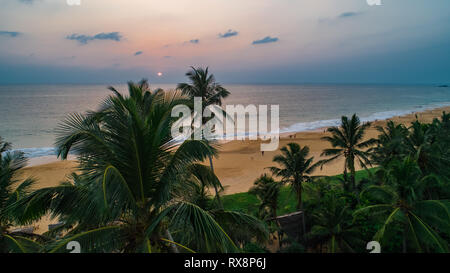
[[17, 105, 450, 234]]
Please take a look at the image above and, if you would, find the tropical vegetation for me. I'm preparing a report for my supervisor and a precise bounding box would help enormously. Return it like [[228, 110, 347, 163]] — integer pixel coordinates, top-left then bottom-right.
[[0, 69, 449, 253]]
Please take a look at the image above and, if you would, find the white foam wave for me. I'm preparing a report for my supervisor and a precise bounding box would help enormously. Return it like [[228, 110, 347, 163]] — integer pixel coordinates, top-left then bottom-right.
[[281, 102, 450, 134], [7, 102, 450, 159], [10, 147, 57, 158]]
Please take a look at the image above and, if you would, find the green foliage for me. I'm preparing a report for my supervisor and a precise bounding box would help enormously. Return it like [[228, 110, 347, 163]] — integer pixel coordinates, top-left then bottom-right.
[[319, 114, 376, 191], [278, 241, 305, 253], [2, 93, 450, 253], [177, 66, 231, 206], [224, 169, 370, 217], [225, 113, 450, 253], [249, 174, 281, 220], [269, 143, 319, 210], [4, 79, 266, 253], [0, 137, 41, 253]]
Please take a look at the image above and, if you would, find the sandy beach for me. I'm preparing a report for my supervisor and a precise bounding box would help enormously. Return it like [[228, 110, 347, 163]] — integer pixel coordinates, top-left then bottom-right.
[[18, 106, 450, 195], [14, 106, 450, 233]]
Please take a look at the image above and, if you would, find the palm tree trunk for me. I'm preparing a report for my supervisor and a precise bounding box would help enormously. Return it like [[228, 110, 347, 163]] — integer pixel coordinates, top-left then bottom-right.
[[296, 183, 306, 242], [297, 189, 302, 211], [349, 156, 356, 191], [208, 155, 223, 208], [343, 167, 348, 189]]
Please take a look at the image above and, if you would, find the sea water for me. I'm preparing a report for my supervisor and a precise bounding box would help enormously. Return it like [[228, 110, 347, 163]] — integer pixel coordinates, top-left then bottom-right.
[[1, 83, 449, 158]]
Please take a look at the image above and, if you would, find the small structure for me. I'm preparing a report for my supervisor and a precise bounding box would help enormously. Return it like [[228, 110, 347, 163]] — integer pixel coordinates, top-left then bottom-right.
[[274, 211, 305, 242]]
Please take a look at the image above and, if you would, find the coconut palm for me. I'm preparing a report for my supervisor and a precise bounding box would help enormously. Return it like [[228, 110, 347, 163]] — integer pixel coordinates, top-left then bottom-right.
[[10, 80, 241, 253], [0, 139, 43, 253], [319, 114, 376, 192], [177, 67, 230, 109], [371, 120, 409, 167], [181, 164, 269, 247], [177, 67, 230, 206], [249, 174, 281, 220], [269, 143, 318, 210], [404, 119, 450, 176], [355, 157, 450, 253], [183, 163, 224, 210], [307, 193, 364, 253]]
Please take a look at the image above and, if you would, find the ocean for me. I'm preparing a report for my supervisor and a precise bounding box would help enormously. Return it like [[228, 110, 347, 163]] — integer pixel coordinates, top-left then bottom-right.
[[1, 84, 450, 159]]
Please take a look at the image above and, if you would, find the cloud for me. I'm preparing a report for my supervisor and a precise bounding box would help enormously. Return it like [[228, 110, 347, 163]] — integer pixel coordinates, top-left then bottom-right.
[[219, 29, 238, 39], [134, 51, 143, 56], [318, 11, 363, 24], [66, 32, 122, 44], [163, 56, 171, 58], [0, 31, 21, 38], [252, 36, 279, 45], [18, 0, 35, 4], [182, 39, 199, 45], [338, 11, 362, 18]]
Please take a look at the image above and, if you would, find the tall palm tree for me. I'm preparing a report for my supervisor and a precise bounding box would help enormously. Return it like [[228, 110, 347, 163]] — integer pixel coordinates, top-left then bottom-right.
[[269, 143, 318, 210], [249, 174, 281, 220], [10, 80, 240, 253], [0, 138, 42, 253], [307, 193, 364, 253], [177, 67, 230, 207], [319, 114, 376, 192], [355, 157, 450, 253]]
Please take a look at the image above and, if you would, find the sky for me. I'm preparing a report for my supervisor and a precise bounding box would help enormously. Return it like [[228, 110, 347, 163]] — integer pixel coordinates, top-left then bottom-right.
[[0, 0, 449, 84]]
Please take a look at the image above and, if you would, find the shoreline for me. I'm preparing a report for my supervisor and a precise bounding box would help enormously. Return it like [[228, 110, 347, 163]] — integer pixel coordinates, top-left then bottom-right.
[[14, 105, 450, 234], [12, 101, 450, 162], [18, 105, 450, 193]]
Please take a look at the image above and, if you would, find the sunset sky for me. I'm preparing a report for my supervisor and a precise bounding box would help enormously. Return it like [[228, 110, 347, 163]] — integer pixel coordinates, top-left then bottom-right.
[[0, 0, 449, 84]]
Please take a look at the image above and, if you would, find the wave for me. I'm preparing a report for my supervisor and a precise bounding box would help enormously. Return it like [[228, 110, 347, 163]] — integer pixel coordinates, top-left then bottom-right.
[[6, 102, 450, 159], [280, 102, 450, 134], [9, 147, 57, 158]]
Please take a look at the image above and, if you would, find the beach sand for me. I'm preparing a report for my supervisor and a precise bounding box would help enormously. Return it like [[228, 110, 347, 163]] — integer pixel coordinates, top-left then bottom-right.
[[15, 106, 450, 233]]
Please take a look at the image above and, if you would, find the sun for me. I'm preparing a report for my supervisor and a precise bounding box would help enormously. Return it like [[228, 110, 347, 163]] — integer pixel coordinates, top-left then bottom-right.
[[157, 72, 163, 77]]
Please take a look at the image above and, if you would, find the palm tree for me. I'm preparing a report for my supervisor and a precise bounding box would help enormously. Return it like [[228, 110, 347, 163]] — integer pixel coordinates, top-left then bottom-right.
[[183, 163, 268, 245], [355, 157, 450, 253], [371, 120, 409, 167], [307, 193, 364, 253], [177, 67, 230, 207], [319, 114, 376, 192], [404, 119, 450, 175], [183, 163, 224, 210], [10, 80, 241, 253], [249, 174, 281, 220], [0, 138, 43, 253], [269, 143, 318, 210]]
